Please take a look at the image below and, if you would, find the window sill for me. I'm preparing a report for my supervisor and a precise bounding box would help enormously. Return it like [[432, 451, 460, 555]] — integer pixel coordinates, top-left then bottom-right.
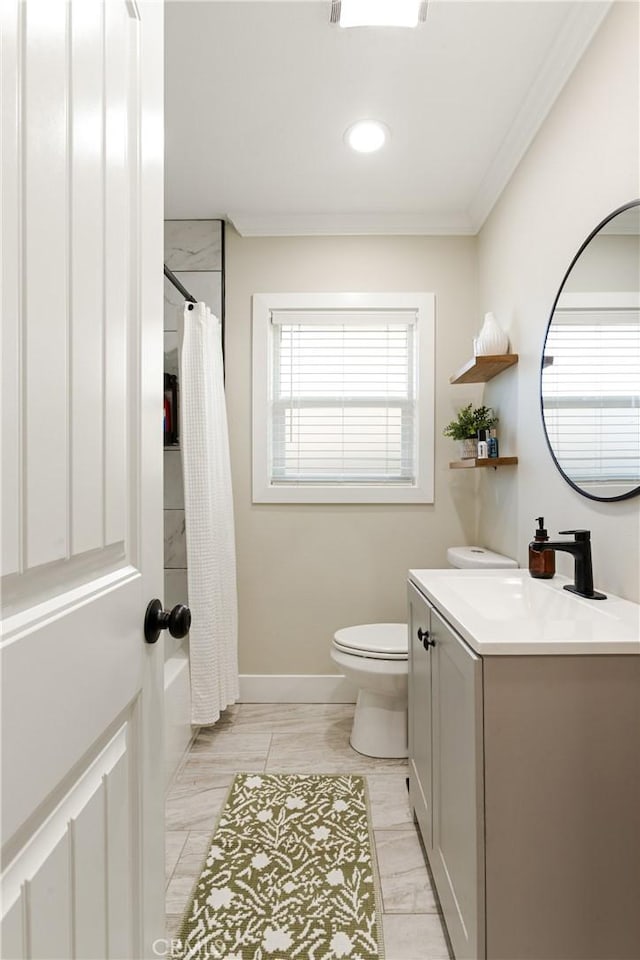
[[252, 483, 434, 504]]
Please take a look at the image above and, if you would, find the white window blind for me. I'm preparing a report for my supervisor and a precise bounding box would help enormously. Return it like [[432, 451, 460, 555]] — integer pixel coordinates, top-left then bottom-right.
[[542, 309, 640, 482], [252, 292, 435, 504], [270, 310, 417, 485]]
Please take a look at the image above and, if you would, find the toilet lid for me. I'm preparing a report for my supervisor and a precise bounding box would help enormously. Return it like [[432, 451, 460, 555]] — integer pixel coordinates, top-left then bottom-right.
[[333, 623, 408, 660]]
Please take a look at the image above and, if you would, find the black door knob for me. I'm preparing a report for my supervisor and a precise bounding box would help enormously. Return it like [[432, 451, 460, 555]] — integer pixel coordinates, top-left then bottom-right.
[[144, 599, 191, 644], [417, 627, 434, 649]]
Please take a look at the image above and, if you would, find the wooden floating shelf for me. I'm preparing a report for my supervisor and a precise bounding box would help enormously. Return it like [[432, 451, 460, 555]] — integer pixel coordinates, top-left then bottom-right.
[[449, 457, 518, 470], [449, 354, 518, 384]]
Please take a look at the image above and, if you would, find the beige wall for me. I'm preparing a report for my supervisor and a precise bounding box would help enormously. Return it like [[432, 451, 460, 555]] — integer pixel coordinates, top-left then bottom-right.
[[225, 234, 481, 674], [476, 1, 640, 601], [225, 2, 640, 678]]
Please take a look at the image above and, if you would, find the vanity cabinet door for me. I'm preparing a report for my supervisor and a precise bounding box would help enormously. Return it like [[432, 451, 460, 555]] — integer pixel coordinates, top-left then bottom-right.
[[431, 607, 485, 960], [407, 582, 433, 851]]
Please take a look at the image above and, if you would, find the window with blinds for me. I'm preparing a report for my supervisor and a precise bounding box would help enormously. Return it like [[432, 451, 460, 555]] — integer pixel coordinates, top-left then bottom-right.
[[252, 293, 435, 503], [542, 308, 640, 483], [272, 311, 415, 484]]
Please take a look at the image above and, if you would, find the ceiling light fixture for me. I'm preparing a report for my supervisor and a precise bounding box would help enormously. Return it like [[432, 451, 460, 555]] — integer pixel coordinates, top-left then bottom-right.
[[345, 120, 389, 154], [331, 0, 428, 29]]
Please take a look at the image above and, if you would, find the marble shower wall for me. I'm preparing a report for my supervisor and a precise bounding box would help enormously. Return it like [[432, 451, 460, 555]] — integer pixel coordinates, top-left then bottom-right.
[[164, 220, 224, 660]]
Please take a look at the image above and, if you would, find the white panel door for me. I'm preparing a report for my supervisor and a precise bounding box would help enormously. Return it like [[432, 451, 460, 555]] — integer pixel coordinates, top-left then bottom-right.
[[0, 1, 165, 956]]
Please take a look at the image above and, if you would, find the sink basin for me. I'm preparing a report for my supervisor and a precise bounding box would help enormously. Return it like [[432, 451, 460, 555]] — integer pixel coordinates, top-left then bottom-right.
[[446, 574, 613, 621], [409, 569, 640, 655]]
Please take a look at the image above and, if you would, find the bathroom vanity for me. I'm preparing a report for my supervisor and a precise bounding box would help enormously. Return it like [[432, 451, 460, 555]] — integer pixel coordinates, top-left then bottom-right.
[[407, 569, 640, 960]]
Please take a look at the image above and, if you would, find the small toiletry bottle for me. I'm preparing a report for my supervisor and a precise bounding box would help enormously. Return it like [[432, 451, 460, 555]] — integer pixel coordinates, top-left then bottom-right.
[[528, 517, 555, 579], [477, 429, 488, 458], [487, 429, 499, 458]]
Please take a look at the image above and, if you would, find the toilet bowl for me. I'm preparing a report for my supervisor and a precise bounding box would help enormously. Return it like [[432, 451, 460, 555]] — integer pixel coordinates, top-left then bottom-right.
[[330, 623, 408, 759], [333, 549, 517, 760]]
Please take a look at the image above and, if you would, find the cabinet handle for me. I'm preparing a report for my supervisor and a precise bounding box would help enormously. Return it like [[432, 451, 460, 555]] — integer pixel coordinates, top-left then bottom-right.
[[417, 627, 435, 649]]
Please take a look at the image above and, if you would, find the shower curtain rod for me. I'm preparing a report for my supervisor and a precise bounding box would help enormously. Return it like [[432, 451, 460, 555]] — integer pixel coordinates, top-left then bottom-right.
[[164, 263, 197, 303], [163, 221, 225, 374]]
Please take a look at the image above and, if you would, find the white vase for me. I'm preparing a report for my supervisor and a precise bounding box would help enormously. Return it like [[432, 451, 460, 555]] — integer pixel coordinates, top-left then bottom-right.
[[475, 312, 509, 356]]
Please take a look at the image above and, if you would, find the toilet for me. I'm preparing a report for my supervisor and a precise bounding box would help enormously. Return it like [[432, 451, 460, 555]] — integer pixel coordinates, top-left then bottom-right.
[[446, 546, 518, 570], [331, 623, 408, 759], [332, 546, 517, 760]]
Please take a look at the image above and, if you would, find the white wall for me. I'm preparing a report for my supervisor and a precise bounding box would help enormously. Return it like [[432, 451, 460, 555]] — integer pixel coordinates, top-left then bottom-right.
[[225, 232, 481, 675], [477, 1, 640, 601]]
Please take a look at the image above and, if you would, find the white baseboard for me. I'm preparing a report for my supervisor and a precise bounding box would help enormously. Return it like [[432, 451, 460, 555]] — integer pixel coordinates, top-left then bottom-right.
[[238, 674, 357, 704]]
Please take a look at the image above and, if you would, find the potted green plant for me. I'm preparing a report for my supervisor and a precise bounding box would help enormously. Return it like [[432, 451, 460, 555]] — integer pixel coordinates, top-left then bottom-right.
[[443, 403, 498, 459]]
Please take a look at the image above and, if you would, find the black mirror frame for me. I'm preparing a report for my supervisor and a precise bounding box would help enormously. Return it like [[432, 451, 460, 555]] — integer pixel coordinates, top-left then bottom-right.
[[540, 198, 640, 503]]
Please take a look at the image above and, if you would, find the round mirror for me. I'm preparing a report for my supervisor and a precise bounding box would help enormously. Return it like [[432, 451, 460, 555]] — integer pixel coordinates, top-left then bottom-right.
[[541, 200, 640, 502]]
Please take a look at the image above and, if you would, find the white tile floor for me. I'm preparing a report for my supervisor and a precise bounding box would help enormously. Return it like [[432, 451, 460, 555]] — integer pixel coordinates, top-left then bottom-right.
[[165, 703, 452, 960]]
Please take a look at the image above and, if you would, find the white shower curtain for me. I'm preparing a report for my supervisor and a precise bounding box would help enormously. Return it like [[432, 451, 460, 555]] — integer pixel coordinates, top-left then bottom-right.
[[180, 302, 239, 725]]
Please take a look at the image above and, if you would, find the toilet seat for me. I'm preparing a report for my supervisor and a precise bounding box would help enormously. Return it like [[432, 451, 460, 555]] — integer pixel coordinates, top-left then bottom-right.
[[333, 623, 407, 661]]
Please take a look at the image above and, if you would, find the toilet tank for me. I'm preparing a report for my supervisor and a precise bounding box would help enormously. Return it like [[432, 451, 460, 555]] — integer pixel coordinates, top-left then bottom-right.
[[447, 546, 518, 569]]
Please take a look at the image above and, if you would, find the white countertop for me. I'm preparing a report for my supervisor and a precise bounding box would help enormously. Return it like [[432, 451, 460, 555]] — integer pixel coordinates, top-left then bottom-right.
[[409, 568, 640, 656]]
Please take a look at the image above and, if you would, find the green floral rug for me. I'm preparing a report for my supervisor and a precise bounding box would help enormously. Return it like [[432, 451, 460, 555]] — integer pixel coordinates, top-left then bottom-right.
[[176, 773, 384, 960]]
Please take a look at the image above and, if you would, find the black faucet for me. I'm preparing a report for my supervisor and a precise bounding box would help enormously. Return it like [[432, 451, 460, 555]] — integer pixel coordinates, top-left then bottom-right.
[[530, 530, 607, 600]]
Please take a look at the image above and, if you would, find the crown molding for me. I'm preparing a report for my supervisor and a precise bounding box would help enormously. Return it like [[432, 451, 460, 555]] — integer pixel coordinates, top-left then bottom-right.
[[227, 210, 475, 237], [467, 1, 612, 233]]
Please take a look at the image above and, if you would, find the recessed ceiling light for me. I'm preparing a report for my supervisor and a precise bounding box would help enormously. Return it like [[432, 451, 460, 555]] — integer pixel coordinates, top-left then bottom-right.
[[345, 120, 389, 154], [331, 0, 428, 29]]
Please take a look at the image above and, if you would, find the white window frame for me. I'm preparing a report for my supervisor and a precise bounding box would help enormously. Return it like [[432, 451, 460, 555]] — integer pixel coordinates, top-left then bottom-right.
[[252, 291, 435, 503]]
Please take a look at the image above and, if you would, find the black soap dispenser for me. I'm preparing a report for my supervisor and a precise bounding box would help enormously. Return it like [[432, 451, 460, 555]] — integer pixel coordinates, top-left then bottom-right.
[[529, 517, 555, 579]]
